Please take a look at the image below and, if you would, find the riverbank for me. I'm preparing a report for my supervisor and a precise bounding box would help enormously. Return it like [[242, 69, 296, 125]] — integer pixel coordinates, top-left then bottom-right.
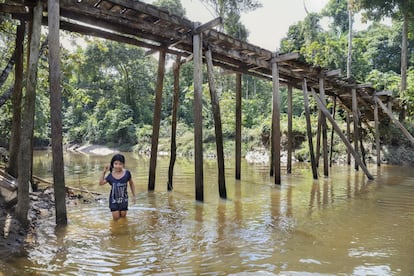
[[0, 186, 54, 259], [0, 180, 102, 260]]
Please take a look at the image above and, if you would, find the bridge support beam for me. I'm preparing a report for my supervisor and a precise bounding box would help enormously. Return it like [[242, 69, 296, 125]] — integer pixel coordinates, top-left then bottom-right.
[[167, 56, 182, 191], [205, 48, 227, 199], [271, 54, 281, 185], [319, 78, 329, 177], [302, 79, 318, 180], [148, 50, 166, 191], [193, 24, 204, 201], [287, 85, 293, 174], [235, 73, 242, 180], [311, 89, 374, 180]]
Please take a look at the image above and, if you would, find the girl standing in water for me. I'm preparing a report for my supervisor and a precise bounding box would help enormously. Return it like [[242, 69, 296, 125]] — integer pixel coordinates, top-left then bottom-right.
[[99, 154, 136, 220]]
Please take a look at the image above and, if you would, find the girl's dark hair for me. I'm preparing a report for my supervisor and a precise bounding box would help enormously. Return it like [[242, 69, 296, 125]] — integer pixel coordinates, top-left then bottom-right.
[[109, 154, 125, 172]]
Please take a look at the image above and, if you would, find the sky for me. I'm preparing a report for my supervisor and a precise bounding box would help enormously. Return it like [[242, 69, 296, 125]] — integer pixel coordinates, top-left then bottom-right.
[[176, 0, 330, 51]]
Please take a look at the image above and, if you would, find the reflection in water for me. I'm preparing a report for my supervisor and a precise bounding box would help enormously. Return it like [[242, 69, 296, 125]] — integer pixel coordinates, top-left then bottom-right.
[[2, 153, 414, 275]]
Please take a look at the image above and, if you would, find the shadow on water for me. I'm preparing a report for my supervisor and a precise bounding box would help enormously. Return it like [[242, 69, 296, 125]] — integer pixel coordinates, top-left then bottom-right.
[[2, 151, 414, 275]]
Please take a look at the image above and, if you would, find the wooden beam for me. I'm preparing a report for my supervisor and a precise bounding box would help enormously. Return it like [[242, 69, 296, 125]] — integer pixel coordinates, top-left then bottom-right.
[[194, 17, 222, 34], [325, 69, 341, 77], [105, 0, 193, 27], [375, 91, 392, 96], [376, 97, 414, 145], [0, 4, 28, 14], [273, 52, 299, 62], [311, 89, 374, 180]]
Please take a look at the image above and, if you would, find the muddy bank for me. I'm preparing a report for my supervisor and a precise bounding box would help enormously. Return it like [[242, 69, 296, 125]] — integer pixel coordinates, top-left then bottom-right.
[[0, 185, 102, 261]]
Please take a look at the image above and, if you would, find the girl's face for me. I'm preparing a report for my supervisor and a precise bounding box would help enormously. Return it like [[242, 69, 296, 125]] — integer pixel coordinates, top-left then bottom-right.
[[112, 160, 124, 172]]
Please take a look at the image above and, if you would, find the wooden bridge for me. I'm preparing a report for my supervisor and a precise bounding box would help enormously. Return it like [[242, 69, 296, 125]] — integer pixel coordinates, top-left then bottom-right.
[[1, 0, 414, 201]]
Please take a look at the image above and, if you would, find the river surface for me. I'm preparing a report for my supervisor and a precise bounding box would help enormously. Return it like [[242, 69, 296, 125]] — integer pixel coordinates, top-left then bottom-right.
[[2, 150, 414, 275]]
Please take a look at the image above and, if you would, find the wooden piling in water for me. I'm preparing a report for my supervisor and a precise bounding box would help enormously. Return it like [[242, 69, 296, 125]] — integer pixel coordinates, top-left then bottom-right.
[[271, 54, 281, 185], [193, 25, 204, 201], [302, 79, 318, 180], [235, 73, 242, 180], [374, 96, 381, 166], [167, 56, 181, 191], [318, 79, 329, 177], [148, 50, 166, 191], [205, 48, 227, 199], [287, 85, 293, 174], [329, 96, 337, 167], [351, 88, 360, 171], [311, 89, 374, 180]]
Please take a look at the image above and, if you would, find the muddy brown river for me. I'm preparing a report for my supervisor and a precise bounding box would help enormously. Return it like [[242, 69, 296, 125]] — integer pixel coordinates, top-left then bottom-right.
[[1, 151, 414, 275]]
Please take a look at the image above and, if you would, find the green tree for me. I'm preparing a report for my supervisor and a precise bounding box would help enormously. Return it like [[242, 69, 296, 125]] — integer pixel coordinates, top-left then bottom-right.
[[356, 0, 414, 120], [153, 0, 186, 17]]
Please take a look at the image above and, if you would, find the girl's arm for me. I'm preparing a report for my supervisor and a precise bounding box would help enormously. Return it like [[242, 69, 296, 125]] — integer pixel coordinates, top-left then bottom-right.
[[99, 164, 109, 186], [129, 177, 136, 201]]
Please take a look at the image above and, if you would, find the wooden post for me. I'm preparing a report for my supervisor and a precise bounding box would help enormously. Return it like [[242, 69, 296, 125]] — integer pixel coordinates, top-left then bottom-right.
[[271, 53, 281, 185], [311, 89, 374, 180], [374, 96, 381, 166], [346, 112, 351, 165], [17, 1, 42, 227], [235, 73, 242, 180], [319, 79, 329, 177], [48, 0, 67, 225], [329, 96, 337, 167], [206, 48, 227, 199], [7, 21, 25, 178], [269, 119, 274, 177], [148, 50, 166, 191], [287, 85, 293, 174], [167, 55, 181, 191], [315, 112, 321, 167], [352, 88, 360, 171], [302, 79, 318, 180], [193, 24, 204, 201]]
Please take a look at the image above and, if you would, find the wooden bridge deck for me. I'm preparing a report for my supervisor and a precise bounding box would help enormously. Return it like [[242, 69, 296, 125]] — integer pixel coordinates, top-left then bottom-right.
[[1, 0, 391, 123]]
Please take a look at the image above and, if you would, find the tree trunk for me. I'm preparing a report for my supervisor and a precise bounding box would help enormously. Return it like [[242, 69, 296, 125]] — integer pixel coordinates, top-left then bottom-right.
[[17, 2, 43, 227], [347, 7, 353, 78], [7, 22, 25, 178], [399, 13, 408, 122]]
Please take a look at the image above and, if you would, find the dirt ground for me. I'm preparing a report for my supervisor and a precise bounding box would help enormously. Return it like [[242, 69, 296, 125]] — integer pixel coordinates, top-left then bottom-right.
[[0, 186, 71, 260]]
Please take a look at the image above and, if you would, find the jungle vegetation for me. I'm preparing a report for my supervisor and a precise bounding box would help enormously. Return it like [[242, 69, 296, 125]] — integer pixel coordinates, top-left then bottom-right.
[[0, 0, 413, 162]]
